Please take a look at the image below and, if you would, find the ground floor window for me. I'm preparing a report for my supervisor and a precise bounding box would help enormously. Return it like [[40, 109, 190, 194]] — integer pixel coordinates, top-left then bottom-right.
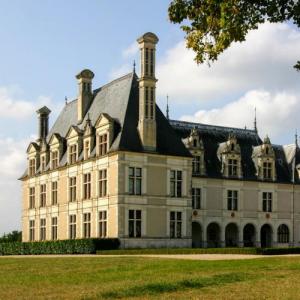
[[170, 211, 182, 238], [278, 224, 289, 243], [29, 220, 35, 241], [99, 211, 107, 238], [40, 218, 46, 241], [128, 210, 141, 238], [83, 213, 91, 238], [69, 215, 76, 239], [51, 217, 58, 240]]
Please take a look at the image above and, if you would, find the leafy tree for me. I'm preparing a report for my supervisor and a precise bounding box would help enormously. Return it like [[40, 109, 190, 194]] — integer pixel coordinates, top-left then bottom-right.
[[168, 0, 300, 70], [0, 231, 22, 243]]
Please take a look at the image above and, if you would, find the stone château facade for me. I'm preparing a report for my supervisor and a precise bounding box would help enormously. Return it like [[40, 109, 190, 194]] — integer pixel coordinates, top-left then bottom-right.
[[20, 32, 300, 248]]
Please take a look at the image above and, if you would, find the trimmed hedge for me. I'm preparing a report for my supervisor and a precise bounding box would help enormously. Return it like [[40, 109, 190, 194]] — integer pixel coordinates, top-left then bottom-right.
[[0, 238, 120, 255], [258, 247, 300, 255]]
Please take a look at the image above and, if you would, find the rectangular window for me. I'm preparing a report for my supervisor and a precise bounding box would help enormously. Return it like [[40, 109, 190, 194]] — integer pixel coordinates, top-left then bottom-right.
[[84, 140, 90, 160], [99, 211, 107, 238], [129, 167, 142, 195], [227, 190, 238, 211], [145, 87, 149, 118], [150, 49, 154, 76], [98, 134, 108, 156], [262, 192, 272, 212], [40, 184, 46, 207], [51, 181, 58, 205], [263, 162, 272, 180], [40, 218, 46, 241], [192, 188, 201, 209], [29, 220, 35, 241], [69, 144, 77, 164], [128, 210, 142, 238], [51, 151, 59, 169], [29, 187, 35, 209], [83, 173, 91, 200], [51, 217, 58, 240], [29, 159, 35, 176], [170, 211, 182, 238], [69, 215, 76, 239], [170, 170, 182, 198], [98, 169, 107, 197], [150, 87, 154, 119], [192, 156, 201, 174], [228, 159, 238, 176], [41, 155, 46, 172], [83, 213, 91, 238], [69, 177, 77, 202], [145, 48, 149, 76]]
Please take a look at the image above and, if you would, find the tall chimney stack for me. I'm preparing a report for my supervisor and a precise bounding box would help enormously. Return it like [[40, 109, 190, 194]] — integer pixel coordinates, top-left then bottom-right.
[[76, 69, 94, 123], [36, 106, 51, 143], [137, 32, 159, 151]]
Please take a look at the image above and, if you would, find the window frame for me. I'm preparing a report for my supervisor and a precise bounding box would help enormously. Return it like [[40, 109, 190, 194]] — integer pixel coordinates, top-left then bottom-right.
[[40, 184, 47, 207], [170, 211, 182, 238], [29, 220, 35, 241], [99, 211, 107, 238], [51, 181, 58, 205], [29, 187, 35, 209], [69, 177, 77, 202], [98, 169, 107, 197], [69, 144, 77, 164], [69, 214, 76, 239], [227, 190, 238, 211], [40, 218, 46, 241], [98, 133, 108, 156], [51, 217, 58, 240], [128, 167, 142, 195], [51, 150, 59, 169], [170, 170, 182, 198], [83, 212, 91, 238], [262, 192, 272, 212], [29, 158, 36, 176], [128, 209, 142, 238], [83, 173, 91, 200], [228, 158, 238, 177], [192, 188, 201, 209], [192, 156, 201, 175]]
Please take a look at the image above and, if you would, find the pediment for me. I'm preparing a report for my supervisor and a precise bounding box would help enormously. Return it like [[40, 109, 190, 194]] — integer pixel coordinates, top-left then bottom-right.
[[49, 133, 62, 145], [26, 142, 40, 154], [95, 113, 114, 128], [66, 125, 83, 139]]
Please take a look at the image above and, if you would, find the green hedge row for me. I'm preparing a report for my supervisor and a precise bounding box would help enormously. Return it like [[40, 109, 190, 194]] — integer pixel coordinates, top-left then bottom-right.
[[0, 238, 120, 255], [258, 247, 300, 255]]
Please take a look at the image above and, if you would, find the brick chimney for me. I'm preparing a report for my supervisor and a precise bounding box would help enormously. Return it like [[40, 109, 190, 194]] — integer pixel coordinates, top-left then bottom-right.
[[36, 106, 51, 143]]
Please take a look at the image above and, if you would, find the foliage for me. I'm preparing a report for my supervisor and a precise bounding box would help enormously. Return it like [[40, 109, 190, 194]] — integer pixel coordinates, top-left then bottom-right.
[[0, 231, 22, 243], [259, 247, 300, 255], [168, 0, 300, 69], [0, 238, 119, 255]]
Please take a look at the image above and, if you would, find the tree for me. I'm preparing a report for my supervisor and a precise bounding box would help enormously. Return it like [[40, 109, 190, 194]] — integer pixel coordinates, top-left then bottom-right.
[[168, 0, 300, 70], [0, 231, 22, 243]]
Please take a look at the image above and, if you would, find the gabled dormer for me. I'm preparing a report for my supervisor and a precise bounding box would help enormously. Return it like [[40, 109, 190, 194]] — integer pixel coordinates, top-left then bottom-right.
[[217, 134, 242, 178], [49, 133, 64, 170], [182, 128, 205, 175], [252, 135, 276, 181], [83, 115, 95, 160], [66, 125, 83, 165], [26, 142, 40, 177], [95, 113, 114, 157]]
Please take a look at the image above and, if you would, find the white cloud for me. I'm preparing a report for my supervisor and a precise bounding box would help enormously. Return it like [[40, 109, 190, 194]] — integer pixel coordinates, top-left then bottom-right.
[[181, 89, 299, 143], [122, 41, 139, 58], [109, 63, 133, 80], [156, 22, 300, 103]]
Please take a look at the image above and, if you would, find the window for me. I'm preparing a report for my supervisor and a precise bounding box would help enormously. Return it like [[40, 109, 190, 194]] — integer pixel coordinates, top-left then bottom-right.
[[83, 213, 91, 238], [145, 87, 149, 118], [99, 211, 107, 238], [84, 140, 90, 160], [83, 173, 91, 200], [51, 217, 58, 240], [69, 177, 77, 202], [29, 187, 35, 209], [29, 220, 35, 241], [51, 151, 59, 169], [128, 210, 141, 238], [69, 215, 76, 239], [41, 155, 46, 171], [192, 156, 201, 174], [98, 134, 108, 156], [51, 181, 58, 205], [40, 218, 46, 241], [40, 184, 46, 207], [263, 162, 272, 180], [262, 192, 272, 212], [278, 224, 289, 243], [29, 159, 35, 176], [69, 144, 77, 164], [192, 188, 201, 209], [170, 211, 182, 238], [150, 87, 154, 119], [129, 167, 142, 195], [228, 159, 238, 176], [170, 170, 182, 197], [145, 48, 149, 76], [227, 190, 238, 211], [150, 48, 154, 76], [98, 169, 107, 197]]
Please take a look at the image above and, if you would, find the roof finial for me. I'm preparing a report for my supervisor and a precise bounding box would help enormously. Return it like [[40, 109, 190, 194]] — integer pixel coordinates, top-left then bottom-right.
[[254, 107, 257, 133], [166, 95, 170, 120], [295, 129, 298, 147], [65, 96, 68, 105], [133, 60, 136, 73]]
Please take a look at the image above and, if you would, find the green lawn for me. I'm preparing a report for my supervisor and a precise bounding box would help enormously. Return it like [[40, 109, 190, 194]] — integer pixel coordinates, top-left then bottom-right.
[[0, 256, 299, 299]]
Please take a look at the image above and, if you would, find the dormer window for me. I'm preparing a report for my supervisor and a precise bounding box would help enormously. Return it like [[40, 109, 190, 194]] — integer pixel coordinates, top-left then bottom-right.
[[41, 156, 46, 172], [84, 140, 90, 160], [263, 162, 272, 180], [192, 156, 201, 174], [228, 159, 238, 177], [98, 134, 108, 156], [29, 159, 36, 176], [69, 144, 77, 164], [51, 151, 59, 169]]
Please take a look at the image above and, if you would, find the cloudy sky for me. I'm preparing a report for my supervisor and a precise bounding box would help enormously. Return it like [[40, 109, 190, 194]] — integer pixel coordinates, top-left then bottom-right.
[[0, 1, 300, 234]]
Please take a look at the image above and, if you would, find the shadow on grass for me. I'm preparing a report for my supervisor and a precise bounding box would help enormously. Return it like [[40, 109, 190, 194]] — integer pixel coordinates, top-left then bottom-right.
[[100, 272, 253, 299]]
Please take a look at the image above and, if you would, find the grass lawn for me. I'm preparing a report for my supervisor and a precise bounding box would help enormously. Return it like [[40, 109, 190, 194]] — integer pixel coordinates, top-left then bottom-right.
[[0, 256, 299, 299]]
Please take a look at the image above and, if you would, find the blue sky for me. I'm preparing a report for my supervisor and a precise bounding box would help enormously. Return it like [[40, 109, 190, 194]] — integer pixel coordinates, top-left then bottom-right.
[[1, 1, 300, 233]]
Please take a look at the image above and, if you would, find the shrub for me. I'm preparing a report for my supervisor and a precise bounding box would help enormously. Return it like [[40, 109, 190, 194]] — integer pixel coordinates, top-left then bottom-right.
[[258, 247, 300, 255], [0, 238, 120, 255]]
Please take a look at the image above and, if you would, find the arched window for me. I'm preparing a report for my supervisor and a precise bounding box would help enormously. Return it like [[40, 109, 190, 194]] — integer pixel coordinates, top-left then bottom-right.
[[277, 224, 289, 243]]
